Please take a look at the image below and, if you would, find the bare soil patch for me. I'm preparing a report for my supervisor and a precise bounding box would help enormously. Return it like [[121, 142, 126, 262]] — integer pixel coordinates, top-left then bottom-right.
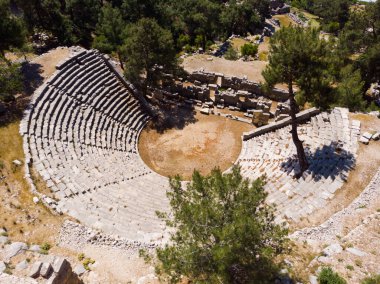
[[182, 54, 268, 83], [139, 110, 254, 180], [31, 47, 70, 79], [0, 121, 65, 245]]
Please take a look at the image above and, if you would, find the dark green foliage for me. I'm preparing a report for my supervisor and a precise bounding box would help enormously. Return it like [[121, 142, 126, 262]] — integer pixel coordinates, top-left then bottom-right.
[[263, 26, 331, 109], [0, 61, 23, 102], [93, 4, 125, 54], [224, 46, 238, 61], [0, 0, 26, 58], [65, 0, 101, 46], [121, 18, 177, 94], [318, 267, 347, 284], [220, 0, 270, 37], [241, 43, 258, 58], [15, 0, 100, 46], [289, 0, 352, 30], [155, 166, 289, 283], [336, 65, 366, 112], [263, 26, 333, 173], [362, 274, 380, 284]]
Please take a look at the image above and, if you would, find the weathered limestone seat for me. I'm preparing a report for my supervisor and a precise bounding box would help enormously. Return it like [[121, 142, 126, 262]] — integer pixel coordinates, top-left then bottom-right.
[[236, 107, 360, 222], [21, 49, 170, 244]]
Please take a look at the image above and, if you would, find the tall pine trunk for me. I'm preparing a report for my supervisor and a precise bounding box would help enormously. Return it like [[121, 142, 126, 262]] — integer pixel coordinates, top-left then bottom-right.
[[288, 80, 309, 178]]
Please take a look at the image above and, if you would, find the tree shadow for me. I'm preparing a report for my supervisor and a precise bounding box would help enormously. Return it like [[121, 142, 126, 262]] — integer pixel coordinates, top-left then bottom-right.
[[0, 62, 44, 127], [279, 142, 356, 181], [147, 106, 198, 134], [21, 61, 44, 96]]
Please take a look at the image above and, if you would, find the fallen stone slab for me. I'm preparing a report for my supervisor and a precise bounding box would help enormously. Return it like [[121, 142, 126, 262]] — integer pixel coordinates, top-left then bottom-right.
[[29, 261, 42, 278], [29, 245, 41, 253], [309, 275, 318, 284], [362, 132, 373, 140], [0, 261, 6, 273], [15, 260, 28, 271], [359, 136, 369, 145], [0, 236, 8, 244], [52, 257, 70, 275], [5, 242, 28, 260], [12, 159, 22, 166], [40, 262, 53, 278], [346, 247, 367, 257], [323, 243, 343, 256], [73, 264, 86, 276]]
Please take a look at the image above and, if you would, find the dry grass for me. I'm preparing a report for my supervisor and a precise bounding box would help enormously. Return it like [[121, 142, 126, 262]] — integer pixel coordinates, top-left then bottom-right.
[[230, 38, 250, 52], [0, 121, 65, 245], [273, 14, 296, 28]]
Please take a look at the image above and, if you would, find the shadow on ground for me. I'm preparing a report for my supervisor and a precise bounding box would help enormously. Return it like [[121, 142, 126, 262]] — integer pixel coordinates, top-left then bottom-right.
[[280, 142, 356, 181], [21, 62, 44, 95], [0, 62, 44, 127], [148, 106, 198, 133]]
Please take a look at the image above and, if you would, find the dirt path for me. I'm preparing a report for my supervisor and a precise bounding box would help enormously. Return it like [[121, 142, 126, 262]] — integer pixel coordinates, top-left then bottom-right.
[[139, 110, 254, 180]]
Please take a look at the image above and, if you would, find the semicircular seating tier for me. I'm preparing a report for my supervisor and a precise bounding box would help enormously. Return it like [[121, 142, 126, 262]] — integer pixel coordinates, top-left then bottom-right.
[[237, 107, 361, 223], [20, 49, 170, 244]]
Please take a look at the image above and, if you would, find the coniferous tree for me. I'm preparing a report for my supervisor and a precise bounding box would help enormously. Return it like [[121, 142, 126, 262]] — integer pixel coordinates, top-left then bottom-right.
[[0, 0, 26, 61], [153, 166, 288, 283], [121, 18, 177, 95], [93, 4, 125, 67], [263, 27, 330, 176]]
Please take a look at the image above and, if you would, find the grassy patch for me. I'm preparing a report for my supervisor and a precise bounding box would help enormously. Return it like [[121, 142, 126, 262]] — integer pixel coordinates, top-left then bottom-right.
[[258, 51, 269, 61], [273, 15, 295, 27], [230, 38, 250, 52]]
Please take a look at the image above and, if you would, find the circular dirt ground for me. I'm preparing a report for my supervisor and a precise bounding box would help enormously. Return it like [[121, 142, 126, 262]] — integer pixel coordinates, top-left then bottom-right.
[[138, 110, 254, 180]]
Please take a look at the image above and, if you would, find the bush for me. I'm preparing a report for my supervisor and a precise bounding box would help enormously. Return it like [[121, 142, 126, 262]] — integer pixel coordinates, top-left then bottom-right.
[[362, 274, 380, 284], [194, 35, 203, 48], [241, 43, 258, 57], [177, 34, 190, 49], [224, 46, 238, 60], [40, 242, 51, 254], [318, 267, 347, 284]]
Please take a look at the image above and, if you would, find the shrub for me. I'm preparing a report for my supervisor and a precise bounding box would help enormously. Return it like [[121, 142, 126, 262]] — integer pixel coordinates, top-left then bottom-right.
[[224, 46, 238, 60], [318, 267, 347, 284], [362, 274, 380, 284], [78, 253, 85, 261], [83, 258, 95, 271], [241, 43, 258, 58], [40, 242, 51, 254], [177, 34, 190, 49]]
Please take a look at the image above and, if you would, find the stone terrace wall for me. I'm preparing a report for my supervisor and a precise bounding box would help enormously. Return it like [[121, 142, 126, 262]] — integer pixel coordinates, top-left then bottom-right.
[[243, 107, 320, 140], [188, 71, 289, 101]]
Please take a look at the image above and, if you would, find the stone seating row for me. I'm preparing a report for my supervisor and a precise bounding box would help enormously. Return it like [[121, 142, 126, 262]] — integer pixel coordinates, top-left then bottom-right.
[[21, 49, 171, 242], [237, 107, 360, 222]]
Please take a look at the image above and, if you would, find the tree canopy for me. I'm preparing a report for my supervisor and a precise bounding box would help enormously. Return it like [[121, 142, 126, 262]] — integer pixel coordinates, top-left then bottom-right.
[[0, 0, 26, 59], [121, 18, 177, 94], [0, 60, 23, 102], [153, 166, 288, 283], [263, 27, 332, 175]]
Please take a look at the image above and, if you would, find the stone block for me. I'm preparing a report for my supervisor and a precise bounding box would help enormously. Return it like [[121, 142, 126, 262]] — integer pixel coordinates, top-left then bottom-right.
[[40, 262, 53, 278], [29, 261, 42, 278]]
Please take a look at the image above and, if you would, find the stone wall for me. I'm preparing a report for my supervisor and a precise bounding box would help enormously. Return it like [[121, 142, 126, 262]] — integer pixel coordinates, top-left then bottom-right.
[[243, 107, 320, 140], [188, 71, 289, 101]]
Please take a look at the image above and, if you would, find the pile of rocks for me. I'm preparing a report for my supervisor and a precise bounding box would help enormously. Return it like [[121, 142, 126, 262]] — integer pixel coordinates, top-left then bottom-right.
[[0, 237, 82, 284]]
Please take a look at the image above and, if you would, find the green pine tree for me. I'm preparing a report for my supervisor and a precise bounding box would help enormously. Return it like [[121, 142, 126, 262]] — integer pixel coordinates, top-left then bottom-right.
[[152, 166, 288, 284]]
